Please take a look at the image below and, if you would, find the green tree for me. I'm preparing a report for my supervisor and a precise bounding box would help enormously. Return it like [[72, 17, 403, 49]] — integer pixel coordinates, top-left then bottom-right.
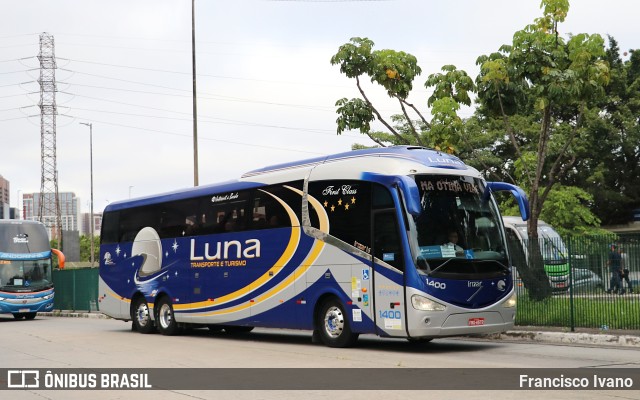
[[80, 235, 100, 265], [330, 37, 474, 153], [569, 37, 640, 225], [475, 0, 610, 299]]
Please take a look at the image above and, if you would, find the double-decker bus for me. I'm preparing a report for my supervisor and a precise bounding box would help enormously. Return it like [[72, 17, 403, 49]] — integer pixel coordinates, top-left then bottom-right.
[[0, 220, 64, 320], [99, 146, 528, 347]]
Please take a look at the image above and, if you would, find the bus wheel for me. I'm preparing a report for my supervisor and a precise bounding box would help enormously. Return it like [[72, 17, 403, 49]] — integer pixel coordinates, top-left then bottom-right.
[[317, 299, 358, 348], [23, 312, 37, 320], [224, 326, 254, 334], [12, 313, 25, 320], [155, 297, 179, 336], [131, 296, 155, 334]]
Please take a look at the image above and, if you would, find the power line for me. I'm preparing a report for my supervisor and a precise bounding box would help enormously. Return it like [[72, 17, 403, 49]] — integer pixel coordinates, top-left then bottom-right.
[[65, 105, 339, 135], [57, 114, 328, 155], [58, 58, 350, 88], [0, 69, 37, 75], [59, 84, 334, 112]]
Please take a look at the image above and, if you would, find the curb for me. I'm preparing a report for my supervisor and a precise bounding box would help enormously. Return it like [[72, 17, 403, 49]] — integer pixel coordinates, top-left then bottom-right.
[[40, 311, 111, 319], [489, 330, 640, 348]]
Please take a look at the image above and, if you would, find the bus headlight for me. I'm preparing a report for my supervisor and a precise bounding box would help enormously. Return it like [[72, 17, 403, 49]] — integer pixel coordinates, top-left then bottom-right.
[[42, 294, 54, 300], [411, 295, 446, 311], [502, 293, 517, 308]]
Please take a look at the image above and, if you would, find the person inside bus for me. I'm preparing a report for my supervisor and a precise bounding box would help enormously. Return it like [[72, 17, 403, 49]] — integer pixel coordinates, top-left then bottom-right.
[[445, 230, 464, 256]]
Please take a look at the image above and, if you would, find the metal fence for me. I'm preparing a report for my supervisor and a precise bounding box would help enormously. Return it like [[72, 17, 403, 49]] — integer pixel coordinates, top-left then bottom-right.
[[49, 234, 640, 330], [512, 235, 640, 331], [52, 268, 100, 312]]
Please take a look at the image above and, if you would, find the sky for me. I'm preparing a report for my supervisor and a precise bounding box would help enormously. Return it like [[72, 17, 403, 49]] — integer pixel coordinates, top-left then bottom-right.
[[1, 0, 638, 216]]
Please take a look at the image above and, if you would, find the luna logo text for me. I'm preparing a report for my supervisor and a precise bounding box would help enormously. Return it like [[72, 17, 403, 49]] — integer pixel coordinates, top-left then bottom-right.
[[189, 238, 261, 261]]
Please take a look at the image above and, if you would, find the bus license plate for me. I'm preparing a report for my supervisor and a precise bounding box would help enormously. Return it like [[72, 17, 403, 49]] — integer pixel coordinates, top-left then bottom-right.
[[468, 317, 485, 326], [19, 308, 30, 313]]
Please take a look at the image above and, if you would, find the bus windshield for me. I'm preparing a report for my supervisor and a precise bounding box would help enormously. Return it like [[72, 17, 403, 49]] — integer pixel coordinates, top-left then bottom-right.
[[0, 221, 54, 292], [411, 175, 508, 278], [0, 259, 53, 292]]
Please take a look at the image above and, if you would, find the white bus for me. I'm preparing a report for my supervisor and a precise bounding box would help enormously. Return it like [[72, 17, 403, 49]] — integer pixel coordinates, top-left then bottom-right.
[[99, 146, 528, 347]]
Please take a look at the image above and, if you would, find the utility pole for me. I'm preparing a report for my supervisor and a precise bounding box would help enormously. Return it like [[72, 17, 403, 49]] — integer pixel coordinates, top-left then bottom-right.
[[192, 0, 199, 186], [37, 32, 62, 244], [80, 122, 95, 267]]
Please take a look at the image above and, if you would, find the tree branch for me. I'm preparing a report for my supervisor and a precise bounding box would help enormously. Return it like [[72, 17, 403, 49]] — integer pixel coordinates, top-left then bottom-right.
[[397, 98, 424, 145], [496, 84, 534, 187], [356, 76, 408, 144], [401, 99, 431, 128]]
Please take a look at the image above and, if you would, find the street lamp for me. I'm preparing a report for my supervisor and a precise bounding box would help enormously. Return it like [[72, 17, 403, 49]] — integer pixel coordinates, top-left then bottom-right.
[[79, 122, 95, 267]]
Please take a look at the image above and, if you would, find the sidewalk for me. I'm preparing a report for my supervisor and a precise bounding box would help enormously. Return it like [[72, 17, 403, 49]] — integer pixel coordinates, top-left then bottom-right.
[[41, 310, 640, 348]]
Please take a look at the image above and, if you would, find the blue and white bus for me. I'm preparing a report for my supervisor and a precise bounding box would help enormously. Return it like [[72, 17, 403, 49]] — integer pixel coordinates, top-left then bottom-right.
[[0, 220, 63, 320], [99, 146, 529, 347]]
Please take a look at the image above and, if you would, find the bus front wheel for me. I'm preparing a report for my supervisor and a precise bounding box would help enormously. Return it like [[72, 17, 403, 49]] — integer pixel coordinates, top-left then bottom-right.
[[131, 296, 155, 334], [155, 297, 179, 336], [316, 299, 358, 348]]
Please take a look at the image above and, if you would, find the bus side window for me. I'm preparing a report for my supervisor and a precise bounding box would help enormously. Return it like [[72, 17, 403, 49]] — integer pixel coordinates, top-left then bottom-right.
[[373, 211, 404, 272], [251, 187, 289, 230]]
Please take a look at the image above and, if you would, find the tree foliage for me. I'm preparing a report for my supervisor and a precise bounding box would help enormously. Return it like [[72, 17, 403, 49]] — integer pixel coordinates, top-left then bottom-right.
[[330, 1, 637, 300]]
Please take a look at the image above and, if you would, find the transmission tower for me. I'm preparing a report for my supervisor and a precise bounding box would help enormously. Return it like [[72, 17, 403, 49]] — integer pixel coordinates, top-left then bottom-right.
[[37, 32, 62, 242]]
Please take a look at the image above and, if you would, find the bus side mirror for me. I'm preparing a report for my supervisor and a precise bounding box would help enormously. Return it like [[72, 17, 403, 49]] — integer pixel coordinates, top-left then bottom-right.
[[484, 182, 530, 221], [361, 172, 422, 217], [395, 175, 421, 217], [52, 248, 65, 270]]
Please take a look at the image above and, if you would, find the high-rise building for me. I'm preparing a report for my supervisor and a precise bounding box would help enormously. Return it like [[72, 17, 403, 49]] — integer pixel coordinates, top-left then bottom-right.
[[0, 175, 10, 219], [81, 212, 102, 237], [23, 192, 81, 238]]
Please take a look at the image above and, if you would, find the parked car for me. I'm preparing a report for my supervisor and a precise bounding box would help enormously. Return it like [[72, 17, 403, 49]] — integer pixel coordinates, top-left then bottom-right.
[[570, 268, 603, 293]]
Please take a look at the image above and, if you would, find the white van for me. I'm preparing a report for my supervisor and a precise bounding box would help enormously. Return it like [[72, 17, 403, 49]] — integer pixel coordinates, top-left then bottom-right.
[[502, 216, 571, 291]]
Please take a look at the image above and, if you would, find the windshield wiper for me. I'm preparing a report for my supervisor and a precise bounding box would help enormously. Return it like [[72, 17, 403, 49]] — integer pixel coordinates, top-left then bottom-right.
[[428, 257, 457, 276]]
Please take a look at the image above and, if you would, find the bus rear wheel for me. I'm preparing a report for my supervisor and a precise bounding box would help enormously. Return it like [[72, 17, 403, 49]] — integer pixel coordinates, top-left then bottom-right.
[[155, 297, 179, 336], [316, 299, 358, 348], [131, 296, 155, 334]]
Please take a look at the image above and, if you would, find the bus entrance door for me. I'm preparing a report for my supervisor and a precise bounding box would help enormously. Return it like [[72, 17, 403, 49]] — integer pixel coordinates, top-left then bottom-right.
[[372, 210, 406, 337]]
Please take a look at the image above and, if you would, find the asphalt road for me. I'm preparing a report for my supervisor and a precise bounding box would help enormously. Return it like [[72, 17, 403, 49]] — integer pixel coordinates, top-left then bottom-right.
[[1, 315, 639, 400]]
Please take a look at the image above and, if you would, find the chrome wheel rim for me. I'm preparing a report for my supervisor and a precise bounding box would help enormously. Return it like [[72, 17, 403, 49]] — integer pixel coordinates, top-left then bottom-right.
[[323, 306, 344, 338], [136, 302, 150, 327], [159, 303, 173, 329]]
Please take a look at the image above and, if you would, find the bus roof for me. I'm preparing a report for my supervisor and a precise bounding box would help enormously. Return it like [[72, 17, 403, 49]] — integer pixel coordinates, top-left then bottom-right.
[[105, 146, 469, 213], [243, 146, 467, 178], [502, 216, 550, 228], [104, 180, 264, 212]]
